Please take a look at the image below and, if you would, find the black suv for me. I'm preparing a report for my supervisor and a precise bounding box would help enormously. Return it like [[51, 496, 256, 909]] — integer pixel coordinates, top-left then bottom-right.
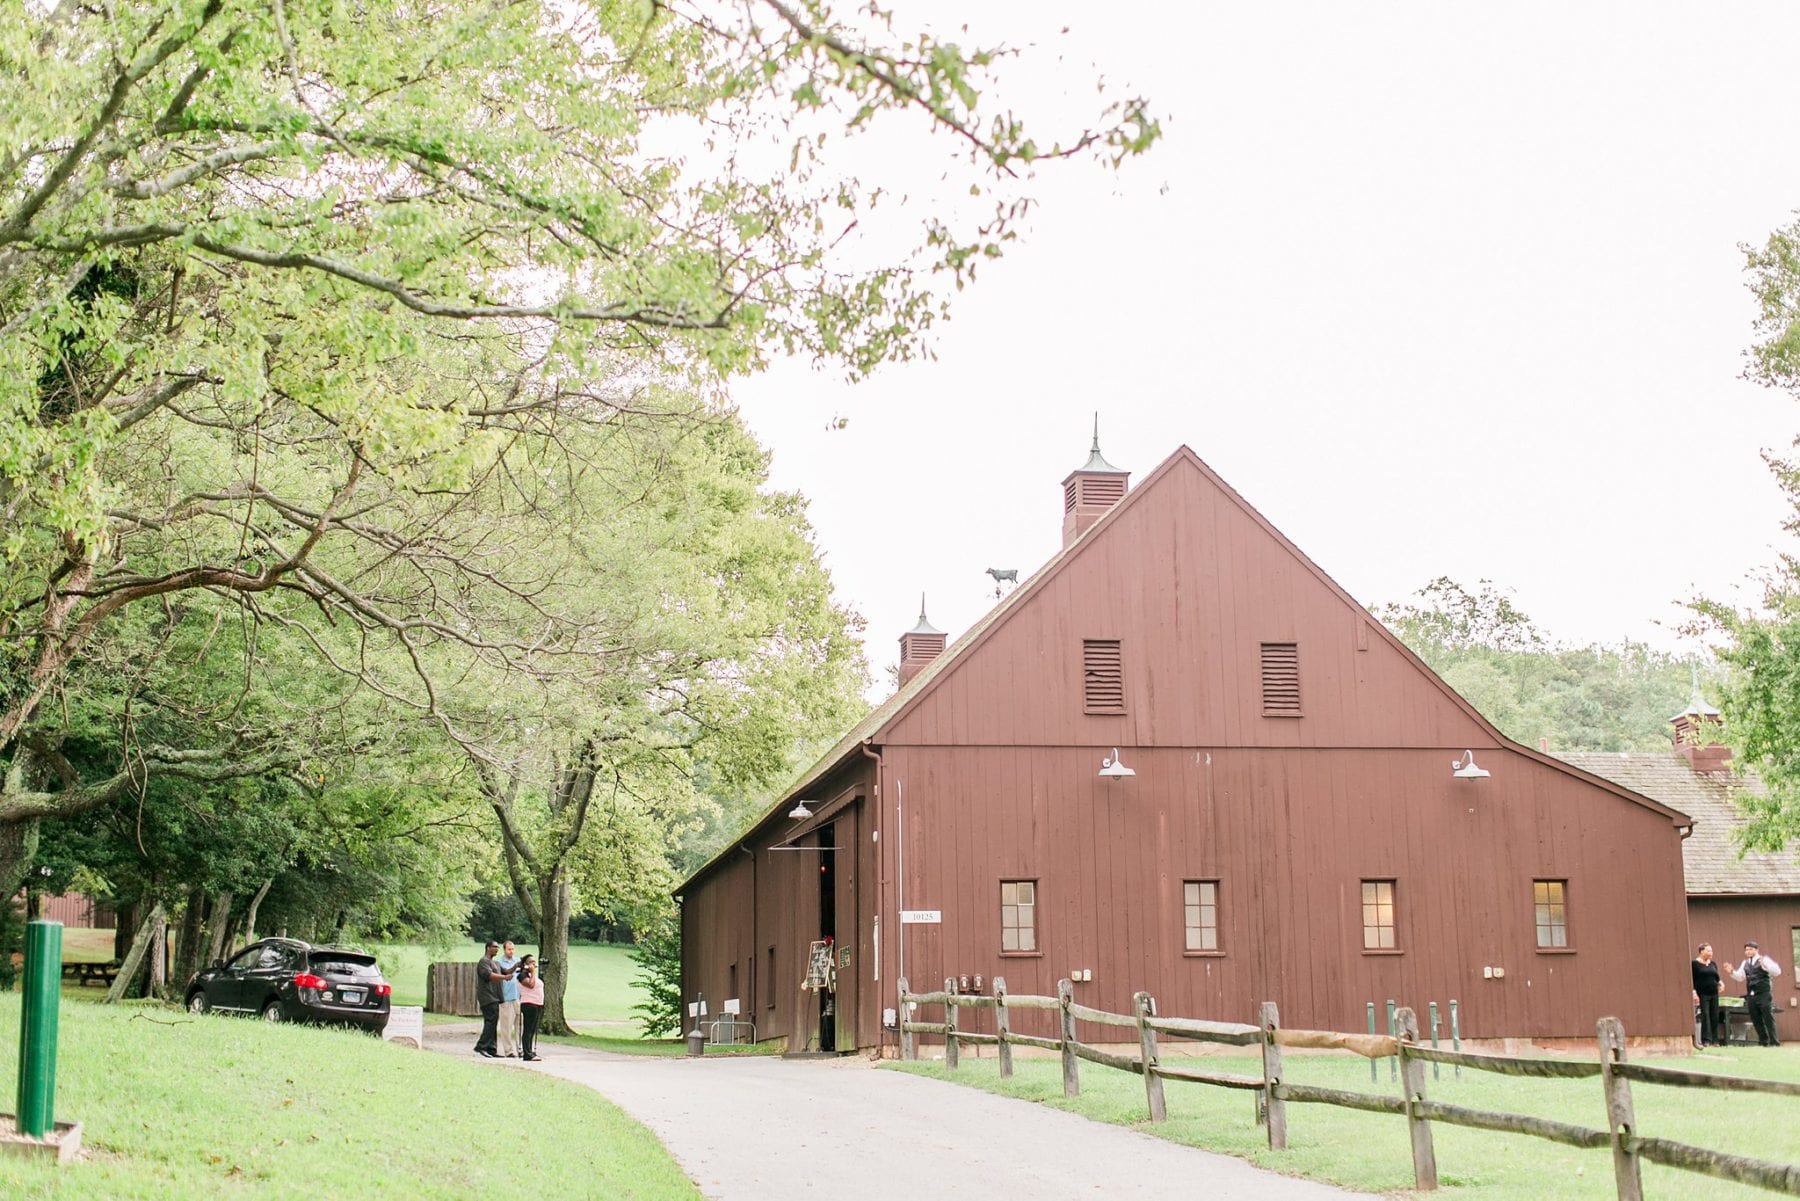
[[185, 938, 391, 1033]]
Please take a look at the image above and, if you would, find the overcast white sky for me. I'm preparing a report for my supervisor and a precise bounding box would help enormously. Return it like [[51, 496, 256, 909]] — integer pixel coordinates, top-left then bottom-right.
[[732, 2, 1800, 687]]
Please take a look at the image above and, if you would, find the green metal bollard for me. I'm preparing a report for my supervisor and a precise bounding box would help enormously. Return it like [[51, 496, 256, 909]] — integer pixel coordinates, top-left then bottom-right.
[[1386, 998, 1397, 1082], [1428, 1001, 1440, 1082], [1449, 998, 1461, 1079], [1366, 1001, 1377, 1082], [17, 919, 63, 1138]]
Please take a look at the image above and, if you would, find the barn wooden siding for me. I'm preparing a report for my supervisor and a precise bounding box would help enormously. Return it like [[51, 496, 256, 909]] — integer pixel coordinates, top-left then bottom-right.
[[681, 761, 877, 1052], [881, 743, 1687, 1041], [1688, 895, 1800, 1015], [680, 448, 1693, 1049]]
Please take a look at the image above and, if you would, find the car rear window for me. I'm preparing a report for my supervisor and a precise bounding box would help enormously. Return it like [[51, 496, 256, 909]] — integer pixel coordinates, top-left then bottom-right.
[[308, 954, 381, 979]]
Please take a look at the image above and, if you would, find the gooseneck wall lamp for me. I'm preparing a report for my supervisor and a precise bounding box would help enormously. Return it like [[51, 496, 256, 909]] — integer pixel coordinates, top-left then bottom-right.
[[1098, 748, 1136, 779], [1451, 750, 1490, 780]]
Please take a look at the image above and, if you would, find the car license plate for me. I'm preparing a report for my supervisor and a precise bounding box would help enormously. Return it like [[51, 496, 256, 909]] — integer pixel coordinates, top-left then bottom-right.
[[342, 989, 364, 1004]]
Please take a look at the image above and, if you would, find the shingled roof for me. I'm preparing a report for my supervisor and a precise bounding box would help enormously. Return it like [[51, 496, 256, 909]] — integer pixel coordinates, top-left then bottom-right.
[[1557, 752, 1800, 896]]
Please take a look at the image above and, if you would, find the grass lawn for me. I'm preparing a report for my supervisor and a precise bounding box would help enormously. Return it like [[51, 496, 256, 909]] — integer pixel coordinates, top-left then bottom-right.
[[0, 994, 699, 1201], [369, 941, 645, 1034], [890, 1043, 1800, 1200]]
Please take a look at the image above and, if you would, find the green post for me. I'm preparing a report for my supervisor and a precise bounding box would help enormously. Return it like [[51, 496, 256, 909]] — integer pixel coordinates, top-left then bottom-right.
[[1428, 1001, 1441, 1081], [1449, 998, 1461, 1079], [1366, 1001, 1377, 1082], [17, 919, 63, 1138], [1386, 998, 1397, 1082]]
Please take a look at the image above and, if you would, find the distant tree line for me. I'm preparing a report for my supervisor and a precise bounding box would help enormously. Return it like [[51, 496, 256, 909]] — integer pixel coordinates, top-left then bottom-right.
[[1377, 578, 1713, 753]]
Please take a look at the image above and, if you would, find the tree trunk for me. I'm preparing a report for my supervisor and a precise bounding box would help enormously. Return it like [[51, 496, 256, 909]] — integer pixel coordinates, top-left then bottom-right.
[[172, 891, 206, 984], [105, 902, 165, 1004], [204, 891, 235, 964], [242, 877, 273, 943], [0, 816, 40, 906], [537, 874, 574, 1036], [146, 907, 168, 999], [114, 900, 140, 962]]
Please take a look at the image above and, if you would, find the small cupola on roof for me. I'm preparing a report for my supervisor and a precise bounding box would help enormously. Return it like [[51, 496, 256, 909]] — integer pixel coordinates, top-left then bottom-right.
[[898, 595, 947, 686], [1061, 415, 1130, 546], [1670, 670, 1730, 774]]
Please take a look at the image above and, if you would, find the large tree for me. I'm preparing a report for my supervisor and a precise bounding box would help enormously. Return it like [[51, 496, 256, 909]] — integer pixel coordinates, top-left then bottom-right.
[[457, 409, 866, 1034], [1684, 217, 1800, 851], [0, 0, 1156, 896]]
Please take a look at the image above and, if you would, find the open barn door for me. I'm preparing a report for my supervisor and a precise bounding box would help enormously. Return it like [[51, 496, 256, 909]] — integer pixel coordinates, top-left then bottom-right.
[[832, 803, 860, 1051]]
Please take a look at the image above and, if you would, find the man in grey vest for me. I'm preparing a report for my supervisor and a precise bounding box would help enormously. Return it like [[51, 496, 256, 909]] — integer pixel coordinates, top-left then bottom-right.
[[1731, 941, 1784, 1047]]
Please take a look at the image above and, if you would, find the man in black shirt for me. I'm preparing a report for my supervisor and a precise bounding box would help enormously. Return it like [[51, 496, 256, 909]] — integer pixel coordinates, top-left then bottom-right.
[[474, 940, 514, 1058], [1731, 941, 1784, 1048]]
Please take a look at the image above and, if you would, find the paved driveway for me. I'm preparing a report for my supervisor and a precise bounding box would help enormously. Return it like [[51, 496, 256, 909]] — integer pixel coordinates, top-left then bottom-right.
[[426, 1027, 1369, 1200]]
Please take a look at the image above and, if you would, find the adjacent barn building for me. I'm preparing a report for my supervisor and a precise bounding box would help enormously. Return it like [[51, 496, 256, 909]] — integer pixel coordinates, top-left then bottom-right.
[[1560, 707, 1800, 1039], [677, 441, 1696, 1053]]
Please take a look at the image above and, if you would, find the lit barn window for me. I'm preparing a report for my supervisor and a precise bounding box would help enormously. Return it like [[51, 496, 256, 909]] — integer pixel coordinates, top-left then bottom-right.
[[1001, 881, 1037, 953], [1534, 880, 1569, 949], [1184, 881, 1219, 952], [1362, 880, 1397, 950]]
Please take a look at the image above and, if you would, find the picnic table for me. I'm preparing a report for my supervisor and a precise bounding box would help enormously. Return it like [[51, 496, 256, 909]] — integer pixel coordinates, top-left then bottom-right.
[[61, 960, 122, 987]]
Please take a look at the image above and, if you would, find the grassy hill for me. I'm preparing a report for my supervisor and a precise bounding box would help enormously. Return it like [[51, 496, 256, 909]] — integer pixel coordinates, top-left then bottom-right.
[[0, 996, 698, 1200]]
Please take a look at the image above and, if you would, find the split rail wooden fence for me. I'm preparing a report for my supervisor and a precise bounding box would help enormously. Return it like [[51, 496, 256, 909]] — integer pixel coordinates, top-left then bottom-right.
[[898, 976, 1800, 1199]]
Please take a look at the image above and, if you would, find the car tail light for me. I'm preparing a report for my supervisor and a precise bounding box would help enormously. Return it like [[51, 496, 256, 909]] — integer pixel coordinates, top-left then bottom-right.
[[374, 983, 391, 997], [293, 973, 326, 990]]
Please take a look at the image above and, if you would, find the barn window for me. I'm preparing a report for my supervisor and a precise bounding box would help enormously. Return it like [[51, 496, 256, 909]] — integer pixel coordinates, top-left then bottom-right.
[[1793, 929, 1800, 976], [1183, 881, 1219, 952], [1001, 880, 1037, 953], [729, 961, 738, 1004], [1083, 639, 1125, 714], [1361, 880, 1397, 950], [1261, 642, 1301, 716], [1534, 880, 1569, 949], [766, 946, 776, 1010]]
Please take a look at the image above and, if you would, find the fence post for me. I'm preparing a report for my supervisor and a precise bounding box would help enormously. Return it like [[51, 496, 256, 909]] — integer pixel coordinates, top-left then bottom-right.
[[1134, 992, 1166, 1122], [1397, 1007, 1438, 1191], [1428, 1001, 1441, 1082], [898, 977, 913, 1061], [1598, 1016, 1643, 1201], [994, 977, 1013, 1079], [943, 977, 959, 1071], [1057, 978, 1079, 1097], [1260, 1000, 1287, 1151], [1367, 1001, 1378, 1082]]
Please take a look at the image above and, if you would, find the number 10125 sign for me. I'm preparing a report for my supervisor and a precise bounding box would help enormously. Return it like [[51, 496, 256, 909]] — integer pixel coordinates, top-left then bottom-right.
[[900, 909, 941, 924]]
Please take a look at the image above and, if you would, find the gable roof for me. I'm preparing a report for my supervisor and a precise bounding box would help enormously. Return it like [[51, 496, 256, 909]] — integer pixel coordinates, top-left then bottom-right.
[[1557, 752, 1800, 896], [678, 446, 1688, 894]]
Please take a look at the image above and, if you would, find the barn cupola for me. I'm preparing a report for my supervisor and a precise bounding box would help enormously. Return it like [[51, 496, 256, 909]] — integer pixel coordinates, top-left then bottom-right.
[[1061, 415, 1130, 546], [898, 595, 947, 686], [1670, 671, 1730, 774]]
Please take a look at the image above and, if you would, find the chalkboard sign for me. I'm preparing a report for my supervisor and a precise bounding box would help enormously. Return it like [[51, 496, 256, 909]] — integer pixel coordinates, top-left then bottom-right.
[[803, 939, 834, 990]]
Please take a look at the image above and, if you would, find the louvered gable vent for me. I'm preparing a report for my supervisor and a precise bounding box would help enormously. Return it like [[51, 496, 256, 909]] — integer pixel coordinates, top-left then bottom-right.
[[1083, 639, 1125, 714], [1261, 642, 1301, 717]]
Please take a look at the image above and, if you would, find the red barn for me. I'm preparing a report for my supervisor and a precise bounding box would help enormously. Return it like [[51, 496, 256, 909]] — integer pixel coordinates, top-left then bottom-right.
[[677, 442, 1694, 1053]]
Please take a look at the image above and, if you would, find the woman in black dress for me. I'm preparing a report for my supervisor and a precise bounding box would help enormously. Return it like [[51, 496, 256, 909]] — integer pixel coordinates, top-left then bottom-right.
[[1692, 943, 1724, 1046]]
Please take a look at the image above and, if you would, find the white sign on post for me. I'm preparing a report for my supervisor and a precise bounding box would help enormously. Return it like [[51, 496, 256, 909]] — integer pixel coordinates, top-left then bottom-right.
[[383, 1005, 424, 1049], [900, 909, 942, 924]]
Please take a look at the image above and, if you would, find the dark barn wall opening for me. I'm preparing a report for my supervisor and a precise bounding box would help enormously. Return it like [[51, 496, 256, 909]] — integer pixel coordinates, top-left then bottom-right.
[[818, 823, 837, 1052]]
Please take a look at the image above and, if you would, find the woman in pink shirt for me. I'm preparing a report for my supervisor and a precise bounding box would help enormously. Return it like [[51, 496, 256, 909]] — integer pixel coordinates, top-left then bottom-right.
[[516, 954, 545, 1061]]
